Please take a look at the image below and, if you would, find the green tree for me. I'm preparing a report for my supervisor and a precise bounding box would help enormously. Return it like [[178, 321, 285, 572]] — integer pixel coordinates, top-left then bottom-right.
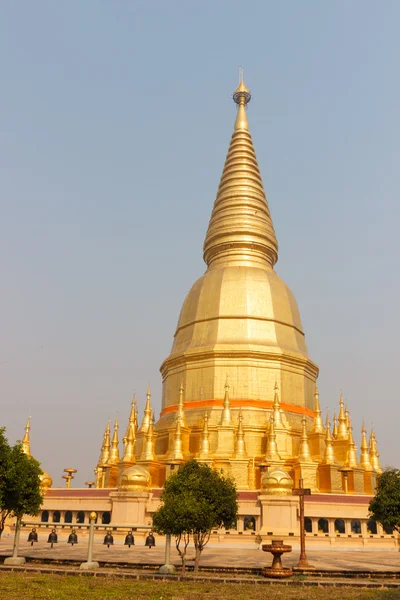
[[0, 428, 43, 539], [369, 468, 400, 533], [152, 460, 238, 573]]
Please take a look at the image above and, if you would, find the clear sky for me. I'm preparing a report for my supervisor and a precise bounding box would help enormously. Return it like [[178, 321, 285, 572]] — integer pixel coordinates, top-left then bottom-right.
[[1, 1, 399, 486]]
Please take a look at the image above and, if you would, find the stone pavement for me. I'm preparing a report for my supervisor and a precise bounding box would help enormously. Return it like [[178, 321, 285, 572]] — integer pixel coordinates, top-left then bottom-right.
[[1, 535, 400, 572]]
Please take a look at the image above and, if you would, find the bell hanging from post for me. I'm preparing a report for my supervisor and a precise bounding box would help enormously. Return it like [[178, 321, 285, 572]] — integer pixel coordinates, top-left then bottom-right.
[[47, 528, 58, 548], [67, 529, 78, 546], [145, 531, 156, 548], [27, 528, 38, 546], [103, 530, 114, 548], [124, 530, 135, 548]]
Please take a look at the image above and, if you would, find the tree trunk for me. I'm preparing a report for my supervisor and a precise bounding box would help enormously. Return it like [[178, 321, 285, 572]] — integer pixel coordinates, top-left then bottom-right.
[[194, 546, 202, 573]]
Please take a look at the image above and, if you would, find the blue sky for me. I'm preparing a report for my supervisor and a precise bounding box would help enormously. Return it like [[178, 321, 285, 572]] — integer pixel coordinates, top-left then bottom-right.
[[1, 1, 399, 485]]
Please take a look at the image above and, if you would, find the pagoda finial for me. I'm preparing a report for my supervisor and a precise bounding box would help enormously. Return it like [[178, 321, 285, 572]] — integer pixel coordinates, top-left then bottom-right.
[[21, 416, 31, 456], [199, 410, 211, 459], [265, 415, 279, 462], [298, 415, 312, 462], [346, 422, 358, 469], [337, 393, 348, 440], [221, 376, 232, 426], [272, 382, 283, 428], [99, 421, 111, 466], [311, 387, 324, 434], [234, 408, 247, 458], [323, 414, 336, 465], [139, 387, 153, 433], [109, 417, 120, 464], [360, 422, 372, 472], [345, 404, 350, 429], [177, 381, 188, 428], [141, 416, 155, 461], [122, 417, 136, 463], [170, 415, 184, 461], [203, 78, 278, 268], [332, 411, 338, 439], [369, 429, 382, 474]]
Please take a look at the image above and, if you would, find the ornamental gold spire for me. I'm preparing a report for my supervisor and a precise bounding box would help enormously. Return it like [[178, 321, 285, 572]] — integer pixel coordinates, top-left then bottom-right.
[[123, 394, 137, 453], [346, 422, 358, 468], [122, 419, 136, 463], [265, 416, 279, 462], [369, 429, 382, 474], [298, 415, 312, 462], [221, 377, 232, 426], [99, 421, 111, 465], [139, 387, 153, 433], [177, 382, 188, 428], [170, 416, 184, 461], [234, 408, 247, 458], [199, 411, 211, 459], [272, 382, 283, 428], [141, 416, 155, 461], [345, 405, 350, 429], [332, 411, 338, 439], [360, 422, 372, 472], [337, 393, 348, 440], [311, 387, 324, 434], [203, 74, 278, 268], [323, 414, 335, 465], [22, 417, 31, 456], [109, 418, 120, 464]]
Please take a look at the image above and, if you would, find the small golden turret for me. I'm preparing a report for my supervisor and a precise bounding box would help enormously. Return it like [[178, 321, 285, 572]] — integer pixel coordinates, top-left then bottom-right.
[[311, 387, 324, 434], [234, 408, 247, 458], [332, 411, 338, 439], [109, 418, 120, 464], [199, 411, 211, 459], [141, 416, 155, 461], [359, 423, 373, 472], [346, 422, 358, 468], [123, 394, 137, 453], [265, 416, 279, 462], [99, 421, 111, 465], [369, 430, 382, 474], [272, 382, 283, 428], [345, 405, 350, 429], [298, 415, 312, 462], [170, 416, 184, 461], [21, 417, 31, 456], [177, 382, 188, 428], [122, 419, 136, 463], [322, 415, 335, 465], [221, 377, 232, 426], [337, 394, 348, 440], [139, 387, 153, 433]]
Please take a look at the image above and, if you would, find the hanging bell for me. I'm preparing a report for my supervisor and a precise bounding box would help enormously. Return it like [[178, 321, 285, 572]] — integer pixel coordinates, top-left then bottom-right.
[[67, 529, 78, 546], [124, 530, 135, 548], [103, 531, 114, 548], [47, 529, 58, 548], [27, 528, 38, 546]]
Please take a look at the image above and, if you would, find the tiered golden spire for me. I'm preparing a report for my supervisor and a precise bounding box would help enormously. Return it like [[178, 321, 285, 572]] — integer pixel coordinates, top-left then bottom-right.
[[345, 405, 350, 429], [359, 423, 372, 472], [322, 415, 335, 465], [199, 411, 211, 459], [122, 420, 136, 463], [369, 430, 382, 474], [265, 416, 279, 462], [311, 387, 324, 434], [203, 73, 278, 268], [332, 411, 338, 439], [141, 416, 155, 461], [346, 422, 358, 468], [298, 415, 312, 462], [177, 382, 188, 428], [272, 382, 283, 428], [234, 408, 247, 458], [123, 394, 137, 451], [139, 387, 153, 433], [337, 394, 348, 440], [99, 421, 111, 465], [21, 417, 31, 456], [221, 377, 232, 426], [109, 418, 120, 464], [170, 416, 184, 461]]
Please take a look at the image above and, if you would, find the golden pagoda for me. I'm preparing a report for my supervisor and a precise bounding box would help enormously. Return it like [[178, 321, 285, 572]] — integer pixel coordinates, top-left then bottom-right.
[[91, 76, 382, 498]]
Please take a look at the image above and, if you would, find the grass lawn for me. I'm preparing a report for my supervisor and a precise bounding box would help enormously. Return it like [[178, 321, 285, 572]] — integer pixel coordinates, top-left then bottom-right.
[[0, 573, 399, 600]]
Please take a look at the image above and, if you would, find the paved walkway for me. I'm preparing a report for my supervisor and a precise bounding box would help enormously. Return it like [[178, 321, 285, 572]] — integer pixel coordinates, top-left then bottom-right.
[[1, 537, 400, 572]]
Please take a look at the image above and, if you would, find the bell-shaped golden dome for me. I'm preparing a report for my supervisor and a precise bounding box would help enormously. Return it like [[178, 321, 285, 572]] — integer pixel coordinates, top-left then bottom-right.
[[119, 465, 151, 492], [39, 470, 53, 490], [261, 468, 293, 495]]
